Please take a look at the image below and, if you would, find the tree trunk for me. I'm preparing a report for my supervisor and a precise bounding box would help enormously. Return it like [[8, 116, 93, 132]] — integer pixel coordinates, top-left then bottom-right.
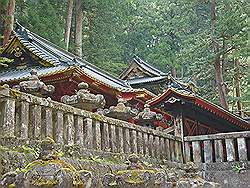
[[180, 66, 184, 79], [234, 59, 242, 116], [3, 0, 15, 46], [171, 67, 176, 78], [64, 0, 74, 51], [0, 0, 8, 46], [75, 0, 83, 57], [214, 61, 228, 109], [211, 0, 228, 109]]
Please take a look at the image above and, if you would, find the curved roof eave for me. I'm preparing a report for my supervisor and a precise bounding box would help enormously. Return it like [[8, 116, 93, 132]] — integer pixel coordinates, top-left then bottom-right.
[[147, 88, 250, 129], [12, 23, 131, 89]]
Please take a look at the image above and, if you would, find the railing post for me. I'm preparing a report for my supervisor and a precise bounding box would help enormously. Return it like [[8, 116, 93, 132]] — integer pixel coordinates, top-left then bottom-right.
[[117, 126, 124, 153], [2, 98, 15, 137], [84, 118, 93, 148], [102, 123, 110, 151], [154, 136, 160, 159], [178, 141, 184, 163], [30, 104, 42, 139], [192, 141, 202, 163], [159, 137, 165, 159], [237, 138, 248, 161], [54, 110, 64, 144], [43, 107, 53, 138], [143, 133, 149, 156], [184, 141, 191, 162], [74, 116, 84, 145], [64, 113, 74, 145], [20, 101, 29, 139], [164, 139, 171, 161], [110, 124, 117, 152], [225, 139, 236, 162], [124, 128, 131, 153], [169, 140, 175, 161], [137, 131, 143, 155], [93, 120, 101, 150], [149, 134, 154, 158], [175, 141, 180, 162], [204, 140, 213, 163], [215, 139, 223, 162], [131, 130, 137, 154]]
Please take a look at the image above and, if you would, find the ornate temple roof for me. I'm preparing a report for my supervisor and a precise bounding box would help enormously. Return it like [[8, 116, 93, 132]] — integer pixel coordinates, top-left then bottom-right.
[[0, 65, 69, 83], [127, 76, 166, 85], [119, 56, 193, 95], [148, 88, 250, 131], [120, 55, 166, 80], [0, 23, 131, 90]]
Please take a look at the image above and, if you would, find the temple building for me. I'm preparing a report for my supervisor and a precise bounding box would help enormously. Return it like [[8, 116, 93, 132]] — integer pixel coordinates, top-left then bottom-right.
[[0, 23, 154, 107], [0, 23, 249, 136], [148, 88, 249, 136], [120, 55, 194, 95]]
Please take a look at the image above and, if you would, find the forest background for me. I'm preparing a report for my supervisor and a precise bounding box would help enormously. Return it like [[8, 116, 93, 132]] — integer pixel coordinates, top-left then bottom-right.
[[0, 0, 249, 116]]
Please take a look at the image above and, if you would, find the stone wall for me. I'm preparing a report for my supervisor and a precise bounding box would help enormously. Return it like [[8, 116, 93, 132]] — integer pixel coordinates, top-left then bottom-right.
[[0, 142, 219, 188], [200, 161, 250, 188]]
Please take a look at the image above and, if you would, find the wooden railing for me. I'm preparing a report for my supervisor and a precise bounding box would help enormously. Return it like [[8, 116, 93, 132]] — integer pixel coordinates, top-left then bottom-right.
[[184, 131, 250, 163], [0, 87, 183, 162]]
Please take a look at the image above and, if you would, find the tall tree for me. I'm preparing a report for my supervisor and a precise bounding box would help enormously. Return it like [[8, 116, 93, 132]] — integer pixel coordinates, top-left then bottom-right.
[[3, 0, 15, 46], [64, 0, 74, 51], [0, 0, 8, 46], [11, 0, 249, 114], [16, 0, 67, 48], [75, 0, 83, 57], [234, 59, 242, 116], [210, 0, 228, 109]]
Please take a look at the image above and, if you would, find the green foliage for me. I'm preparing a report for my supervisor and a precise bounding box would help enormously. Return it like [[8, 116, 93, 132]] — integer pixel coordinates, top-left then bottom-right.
[[10, 0, 249, 113], [19, 145, 39, 158], [0, 56, 14, 67], [232, 163, 246, 173], [90, 155, 102, 163], [0, 45, 14, 67], [16, 0, 67, 48]]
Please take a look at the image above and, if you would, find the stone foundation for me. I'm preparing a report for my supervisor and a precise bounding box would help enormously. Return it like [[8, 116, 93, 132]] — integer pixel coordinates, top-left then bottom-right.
[[200, 161, 250, 188]]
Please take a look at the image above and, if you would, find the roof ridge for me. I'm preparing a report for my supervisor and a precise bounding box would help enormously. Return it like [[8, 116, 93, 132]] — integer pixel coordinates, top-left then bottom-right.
[[148, 88, 249, 127], [14, 23, 130, 88], [133, 55, 166, 76]]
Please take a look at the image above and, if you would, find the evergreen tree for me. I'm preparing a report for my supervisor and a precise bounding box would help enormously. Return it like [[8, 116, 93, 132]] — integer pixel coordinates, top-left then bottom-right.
[[2, 0, 248, 114]]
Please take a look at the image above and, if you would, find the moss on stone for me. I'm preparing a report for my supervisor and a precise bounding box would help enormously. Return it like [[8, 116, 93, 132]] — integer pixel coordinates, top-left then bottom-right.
[[31, 178, 58, 187], [24, 159, 77, 173], [115, 169, 157, 184], [8, 183, 16, 188]]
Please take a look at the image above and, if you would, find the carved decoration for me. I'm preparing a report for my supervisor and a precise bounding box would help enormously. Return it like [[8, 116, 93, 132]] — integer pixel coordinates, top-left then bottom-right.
[[13, 69, 55, 96], [61, 82, 106, 111], [102, 98, 138, 121], [127, 68, 146, 79], [166, 96, 180, 104], [134, 104, 163, 127], [0, 137, 92, 188], [14, 46, 23, 57]]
